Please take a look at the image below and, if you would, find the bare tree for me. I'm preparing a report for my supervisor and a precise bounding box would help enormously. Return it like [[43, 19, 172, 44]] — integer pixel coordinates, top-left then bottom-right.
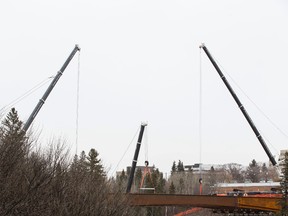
[[226, 163, 245, 183], [0, 109, 134, 216]]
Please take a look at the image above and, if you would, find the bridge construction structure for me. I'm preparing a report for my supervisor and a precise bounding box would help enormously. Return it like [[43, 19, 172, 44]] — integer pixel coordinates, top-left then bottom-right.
[[126, 193, 283, 214]]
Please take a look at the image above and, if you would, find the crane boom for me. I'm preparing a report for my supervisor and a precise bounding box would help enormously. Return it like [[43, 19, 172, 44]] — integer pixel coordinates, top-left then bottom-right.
[[126, 123, 147, 193], [199, 43, 276, 166], [23, 45, 80, 132]]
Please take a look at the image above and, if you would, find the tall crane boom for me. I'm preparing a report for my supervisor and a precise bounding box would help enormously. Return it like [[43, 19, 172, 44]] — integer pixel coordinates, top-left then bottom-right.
[[126, 123, 147, 193], [23, 45, 80, 132], [199, 43, 277, 166]]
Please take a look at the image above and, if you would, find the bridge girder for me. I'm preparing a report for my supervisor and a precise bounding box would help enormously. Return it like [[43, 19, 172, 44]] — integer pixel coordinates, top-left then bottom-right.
[[126, 194, 281, 212]]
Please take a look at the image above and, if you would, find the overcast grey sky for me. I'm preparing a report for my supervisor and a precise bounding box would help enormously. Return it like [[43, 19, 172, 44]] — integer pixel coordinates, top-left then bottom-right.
[[1, 1, 288, 176]]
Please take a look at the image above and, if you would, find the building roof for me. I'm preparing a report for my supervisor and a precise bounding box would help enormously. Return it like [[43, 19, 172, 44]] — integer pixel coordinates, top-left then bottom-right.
[[216, 182, 280, 188]]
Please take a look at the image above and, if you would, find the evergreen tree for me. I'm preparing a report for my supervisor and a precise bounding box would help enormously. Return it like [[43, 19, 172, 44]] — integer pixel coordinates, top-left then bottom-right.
[[116, 169, 128, 192], [70, 154, 79, 174], [261, 163, 269, 182], [74, 151, 89, 173], [0, 108, 25, 141], [171, 161, 177, 174], [79, 151, 87, 169], [156, 169, 166, 193], [177, 160, 184, 172], [169, 181, 176, 194], [86, 148, 104, 176], [246, 159, 261, 183], [0, 108, 27, 178], [119, 169, 127, 183], [151, 168, 166, 193]]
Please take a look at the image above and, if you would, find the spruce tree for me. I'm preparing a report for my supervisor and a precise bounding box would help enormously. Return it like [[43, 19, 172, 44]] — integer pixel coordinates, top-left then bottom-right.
[[171, 161, 177, 174], [0, 108, 26, 147], [73, 150, 89, 173], [86, 148, 105, 178], [0, 108, 27, 178], [155, 169, 166, 193], [177, 160, 184, 172], [246, 159, 261, 182], [79, 150, 88, 171], [151, 168, 166, 193], [261, 163, 269, 182], [117, 169, 128, 192], [169, 181, 176, 194]]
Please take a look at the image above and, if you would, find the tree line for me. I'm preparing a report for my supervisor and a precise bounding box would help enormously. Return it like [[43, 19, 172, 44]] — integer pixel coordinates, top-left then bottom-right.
[[0, 108, 135, 215], [167, 159, 279, 195]]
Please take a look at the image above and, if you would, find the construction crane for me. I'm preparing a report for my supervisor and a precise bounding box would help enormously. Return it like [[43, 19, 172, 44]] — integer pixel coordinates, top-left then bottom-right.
[[126, 122, 147, 193], [23, 45, 80, 132], [199, 43, 277, 166]]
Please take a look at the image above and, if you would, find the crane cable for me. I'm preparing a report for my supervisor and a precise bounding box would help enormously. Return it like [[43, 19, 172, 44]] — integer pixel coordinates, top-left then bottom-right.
[[111, 126, 141, 176], [199, 46, 203, 195], [144, 123, 149, 163], [213, 57, 285, 156], [0, 77, 53, 115], [199, 46, 203, 178], [224, 67, 288, 144], [75, 51, 81, 155], [142, 124, 150, 188]]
